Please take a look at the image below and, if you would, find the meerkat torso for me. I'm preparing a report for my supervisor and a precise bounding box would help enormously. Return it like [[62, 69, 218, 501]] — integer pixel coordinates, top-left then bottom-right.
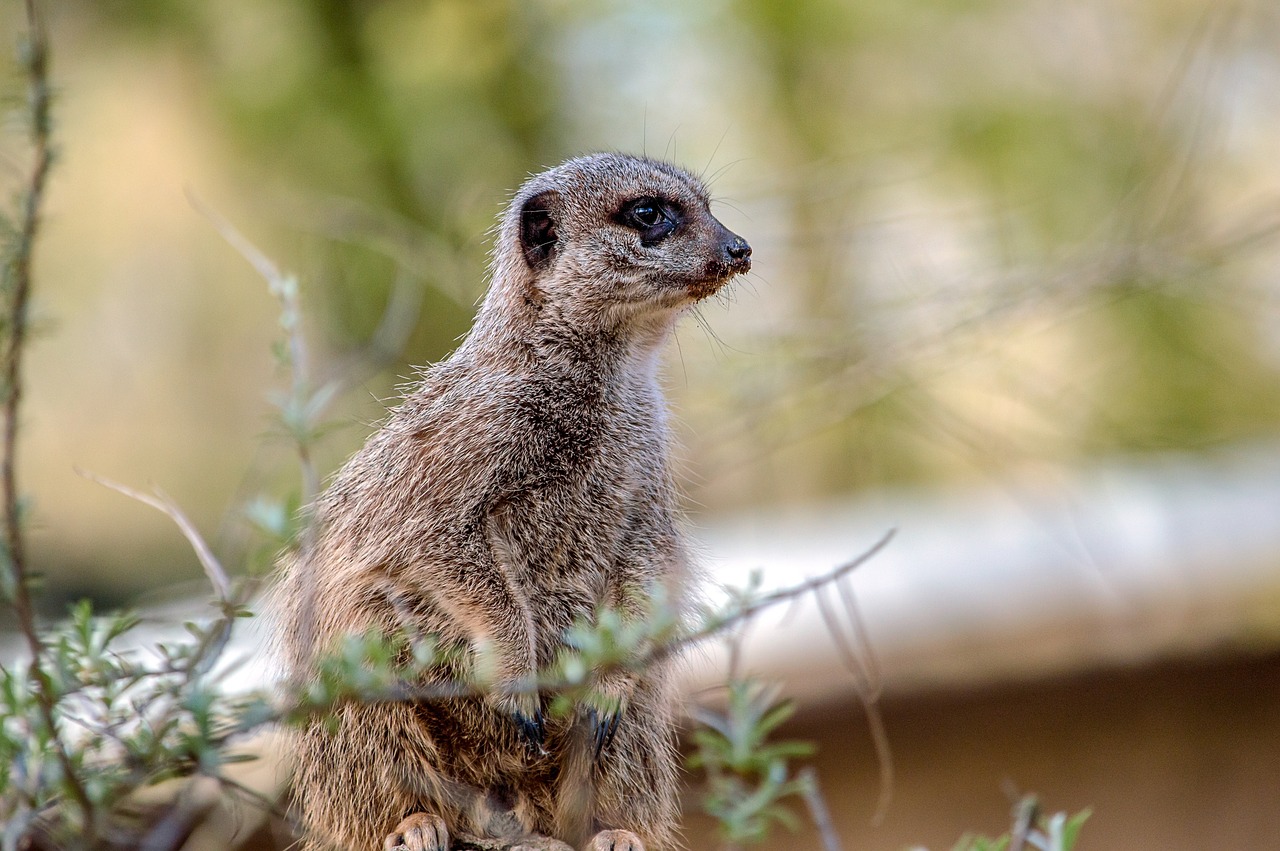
[[313, 342, 679, 664], [279, 153, 750, 851]]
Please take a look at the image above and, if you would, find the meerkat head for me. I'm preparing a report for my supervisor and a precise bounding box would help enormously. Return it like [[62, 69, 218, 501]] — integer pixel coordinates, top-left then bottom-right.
[[487, 153, 751, 333]]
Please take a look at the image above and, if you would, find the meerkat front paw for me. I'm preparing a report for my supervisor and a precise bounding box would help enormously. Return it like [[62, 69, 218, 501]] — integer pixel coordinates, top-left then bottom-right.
[[583, 829, 644, 851], [385, 812, 449, 851]]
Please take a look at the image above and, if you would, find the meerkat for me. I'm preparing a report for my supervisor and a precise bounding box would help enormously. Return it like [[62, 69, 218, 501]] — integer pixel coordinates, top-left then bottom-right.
[[276, 153, 751, 851]]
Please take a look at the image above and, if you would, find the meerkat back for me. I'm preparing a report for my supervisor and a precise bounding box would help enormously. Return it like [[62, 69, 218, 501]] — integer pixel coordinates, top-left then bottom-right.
[[277, 153, 751, 851]]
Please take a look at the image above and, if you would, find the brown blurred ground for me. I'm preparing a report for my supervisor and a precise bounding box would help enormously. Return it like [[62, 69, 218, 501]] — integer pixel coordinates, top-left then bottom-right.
[[683, 651, 1280, 850]]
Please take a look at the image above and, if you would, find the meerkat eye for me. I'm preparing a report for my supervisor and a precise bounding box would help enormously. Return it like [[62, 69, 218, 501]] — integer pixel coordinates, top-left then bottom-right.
[[631, 204, 662, 228], [616, 197, 680, 245]]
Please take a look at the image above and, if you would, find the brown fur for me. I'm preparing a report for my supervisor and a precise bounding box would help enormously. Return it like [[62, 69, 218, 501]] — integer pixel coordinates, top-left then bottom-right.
[[275, 153, 751, 851]]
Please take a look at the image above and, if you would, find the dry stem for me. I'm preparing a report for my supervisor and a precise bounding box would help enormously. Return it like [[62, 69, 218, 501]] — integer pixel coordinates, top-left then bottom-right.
[[1, 0, 96, 830], [75, 469, 232, 603]]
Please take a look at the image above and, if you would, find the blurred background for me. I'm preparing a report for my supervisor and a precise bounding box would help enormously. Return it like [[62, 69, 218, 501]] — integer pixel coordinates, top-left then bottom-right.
[[5, 0, 1280, 847]]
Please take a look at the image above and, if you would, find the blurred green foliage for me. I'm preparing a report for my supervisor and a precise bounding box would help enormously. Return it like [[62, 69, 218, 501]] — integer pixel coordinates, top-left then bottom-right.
[[74, 0, 569, 363], [931, 799, 1090, 851], [688, 681, 817, 846], [15, 0, 1280, 594], [58, 0, 1280, 474]]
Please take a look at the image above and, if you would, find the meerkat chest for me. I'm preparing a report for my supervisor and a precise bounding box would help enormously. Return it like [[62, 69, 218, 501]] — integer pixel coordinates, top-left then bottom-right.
[[498, 422, 677, 655], [495, 382, 674, 575]]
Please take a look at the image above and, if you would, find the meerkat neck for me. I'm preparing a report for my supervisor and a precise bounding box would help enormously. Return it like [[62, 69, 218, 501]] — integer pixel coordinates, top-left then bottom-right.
[[468, 296, 674, 385]]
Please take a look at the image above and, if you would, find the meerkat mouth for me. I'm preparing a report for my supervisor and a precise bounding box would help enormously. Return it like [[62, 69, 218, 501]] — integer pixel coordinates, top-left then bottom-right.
[[686, 257, 750, 301]]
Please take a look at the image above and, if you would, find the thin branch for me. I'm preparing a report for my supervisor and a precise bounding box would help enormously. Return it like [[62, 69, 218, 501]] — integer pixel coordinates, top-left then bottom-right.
[[212, 772, 293, 825], [837, 577, 881, 699], [837, 577, 894, 822], [0, 0, 98, 830], [861, 695, 894, 827], [76, 469, 231, 603], [1009, 795, 1039, 851], [815, 585, 894, 825], [186, 191, 324, 677], [666, 527, 896, 658], [184, 191, 320, 497], [184, 189, 282, 290], [798, 768, 844, 851], [2, 0, 52, 661], [815, 587, 871, 694]]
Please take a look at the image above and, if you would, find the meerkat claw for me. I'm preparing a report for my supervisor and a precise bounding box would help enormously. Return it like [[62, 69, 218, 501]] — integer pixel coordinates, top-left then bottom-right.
[[603, 711, 620, 752], [590, 707, 622, 759], [515, 706, 547, 754]]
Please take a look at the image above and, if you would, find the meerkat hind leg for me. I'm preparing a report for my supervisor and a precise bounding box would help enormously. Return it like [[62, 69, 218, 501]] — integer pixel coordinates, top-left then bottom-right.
[[385, 812, 449, 851]]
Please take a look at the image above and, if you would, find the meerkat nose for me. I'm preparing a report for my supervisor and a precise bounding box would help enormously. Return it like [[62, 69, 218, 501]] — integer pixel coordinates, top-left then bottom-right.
[[723, 235, 752, 271]]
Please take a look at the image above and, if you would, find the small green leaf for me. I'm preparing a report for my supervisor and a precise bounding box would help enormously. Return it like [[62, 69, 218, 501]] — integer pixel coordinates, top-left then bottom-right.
[[1061, 808, 1091, 850]]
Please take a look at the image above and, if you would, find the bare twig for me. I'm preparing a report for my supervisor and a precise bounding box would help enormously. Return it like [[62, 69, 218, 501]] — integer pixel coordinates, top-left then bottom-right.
[[186, 190, 326, 679], [815, 585, 895, 825], [664, 527, 896, 659], [75, 467, 245, 687], [184, 189, 322, 504], [799, 768, 844, 851], [184, 189, 284, 292], [1008, 795, 1040, 851], [0, 0, 98, 831], [860, 695, 894, 827], [837, 578, 881, 698], [814, 587, 871, 694], [2, 0, 52, 659], [75, 469, 232, 602]]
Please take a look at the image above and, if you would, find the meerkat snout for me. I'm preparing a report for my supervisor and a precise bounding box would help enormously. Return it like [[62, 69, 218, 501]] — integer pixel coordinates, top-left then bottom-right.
[[677, 217, 751, 301], [708, 221, 752, 277]]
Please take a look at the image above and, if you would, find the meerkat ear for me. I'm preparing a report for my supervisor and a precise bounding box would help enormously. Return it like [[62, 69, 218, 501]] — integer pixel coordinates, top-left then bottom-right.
[[519, 191, 560, 271]]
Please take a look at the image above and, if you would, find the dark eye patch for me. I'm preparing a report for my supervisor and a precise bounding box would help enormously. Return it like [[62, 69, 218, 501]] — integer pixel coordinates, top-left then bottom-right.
[[615, 197, 682, 245]]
